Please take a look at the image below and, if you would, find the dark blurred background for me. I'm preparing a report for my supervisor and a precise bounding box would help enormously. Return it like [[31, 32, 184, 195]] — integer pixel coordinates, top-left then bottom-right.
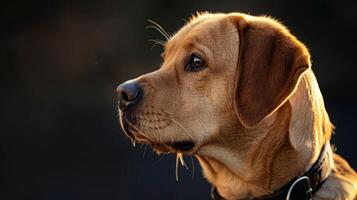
[[1, 0, 356, 199]]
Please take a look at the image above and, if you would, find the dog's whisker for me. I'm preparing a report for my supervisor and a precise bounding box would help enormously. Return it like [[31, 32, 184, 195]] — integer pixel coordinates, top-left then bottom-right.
[[142, 144, 148, 158], [190, 156, 195, 180], [178, 153, 188, 170], [148, 39, 166, 47], [120, 113, 133, 141], [149, 20, 171, 38], [176, 153, 190, 182], [169, 135, 174, 149], [146, 25, 170, 41], [148, 40, 165, 50], [147, 19, 171, 40], [124, 117, 151, 142], [175, 153, 180, 181], [131, 139, 136, 147]]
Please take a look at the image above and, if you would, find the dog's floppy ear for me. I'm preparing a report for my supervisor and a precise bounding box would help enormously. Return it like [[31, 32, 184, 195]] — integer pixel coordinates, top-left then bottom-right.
[[230, 15, 311, 127]]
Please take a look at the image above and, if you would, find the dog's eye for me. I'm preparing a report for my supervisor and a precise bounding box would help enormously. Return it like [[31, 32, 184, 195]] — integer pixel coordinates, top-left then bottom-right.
[[185, 54, 206, 72]]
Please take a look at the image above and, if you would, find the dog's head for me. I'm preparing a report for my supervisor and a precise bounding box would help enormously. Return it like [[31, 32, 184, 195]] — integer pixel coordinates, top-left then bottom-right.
[[117, 12, 310, 159]]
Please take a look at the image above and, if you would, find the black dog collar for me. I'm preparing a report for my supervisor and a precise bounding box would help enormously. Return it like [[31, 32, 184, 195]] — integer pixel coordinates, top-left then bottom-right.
[[211, 141, 332, 200]]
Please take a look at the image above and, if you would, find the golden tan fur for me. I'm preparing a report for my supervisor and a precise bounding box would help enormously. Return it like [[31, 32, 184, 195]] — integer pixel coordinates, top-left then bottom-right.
[[119, 12, 357, 199]]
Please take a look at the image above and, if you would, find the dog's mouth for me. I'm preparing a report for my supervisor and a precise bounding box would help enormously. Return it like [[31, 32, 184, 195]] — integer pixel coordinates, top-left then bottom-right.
[[148, 140, 195, 154], [167, 141, 195, 152], [131, 129, 196, 154], [119, 109, 196, 154]]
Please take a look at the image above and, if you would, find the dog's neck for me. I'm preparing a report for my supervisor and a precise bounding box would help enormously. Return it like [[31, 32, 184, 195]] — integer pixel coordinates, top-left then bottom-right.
[[197, 70, 333, 199]]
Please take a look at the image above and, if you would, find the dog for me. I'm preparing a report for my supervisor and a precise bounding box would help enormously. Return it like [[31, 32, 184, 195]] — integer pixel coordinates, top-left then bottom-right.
[[117, 12, 357, 200]]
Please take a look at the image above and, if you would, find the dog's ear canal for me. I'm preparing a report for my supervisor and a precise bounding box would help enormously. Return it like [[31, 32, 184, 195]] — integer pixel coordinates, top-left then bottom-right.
[[231, 16, 311, 127]]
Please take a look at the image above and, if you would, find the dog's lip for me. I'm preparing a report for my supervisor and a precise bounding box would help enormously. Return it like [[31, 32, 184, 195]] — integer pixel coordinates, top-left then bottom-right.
[[165, 141, 195, 152], [121, 114, 196, 153], [132, 136, 196, 153]]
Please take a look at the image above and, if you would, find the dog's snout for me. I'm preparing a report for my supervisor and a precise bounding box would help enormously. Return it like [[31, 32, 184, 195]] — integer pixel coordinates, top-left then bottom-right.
[[117, 80, 142, 110]]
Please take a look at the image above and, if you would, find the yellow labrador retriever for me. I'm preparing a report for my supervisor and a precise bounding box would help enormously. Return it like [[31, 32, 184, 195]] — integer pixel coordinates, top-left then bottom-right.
[[117, 12, 357, 200]]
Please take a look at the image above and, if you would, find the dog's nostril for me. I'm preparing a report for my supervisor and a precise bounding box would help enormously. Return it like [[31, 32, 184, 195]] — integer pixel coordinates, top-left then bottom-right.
[[121, 91, 130, 102], [120, 87, 139, 102], [117, 80, 142, 110]]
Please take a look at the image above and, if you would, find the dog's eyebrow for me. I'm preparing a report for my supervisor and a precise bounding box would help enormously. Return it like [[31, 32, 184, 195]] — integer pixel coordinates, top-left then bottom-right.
[[185, 40, 209, 56]]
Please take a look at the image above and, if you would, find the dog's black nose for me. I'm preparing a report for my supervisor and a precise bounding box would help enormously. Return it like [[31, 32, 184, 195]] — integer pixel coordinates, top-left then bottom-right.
[[117, 80, 142, 110]]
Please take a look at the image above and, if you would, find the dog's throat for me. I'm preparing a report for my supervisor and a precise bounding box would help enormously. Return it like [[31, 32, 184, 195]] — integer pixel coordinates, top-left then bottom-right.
[[210, 142, 333, 200]]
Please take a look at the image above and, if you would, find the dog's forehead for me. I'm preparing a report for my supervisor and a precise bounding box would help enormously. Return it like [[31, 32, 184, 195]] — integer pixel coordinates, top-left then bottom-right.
[[165, 15, 233, 53]]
